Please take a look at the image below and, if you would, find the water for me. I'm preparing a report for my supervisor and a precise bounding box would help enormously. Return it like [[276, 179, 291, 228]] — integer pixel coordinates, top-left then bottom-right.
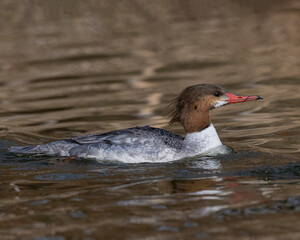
[[0, 1, 299, 239]]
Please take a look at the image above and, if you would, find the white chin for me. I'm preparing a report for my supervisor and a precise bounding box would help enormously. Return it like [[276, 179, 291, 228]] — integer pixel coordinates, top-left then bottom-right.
[[214, 101, 227, 108]]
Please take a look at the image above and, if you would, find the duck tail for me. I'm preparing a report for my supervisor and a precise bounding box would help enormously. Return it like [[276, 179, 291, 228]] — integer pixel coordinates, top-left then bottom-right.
[[9, 145, 40, 154]]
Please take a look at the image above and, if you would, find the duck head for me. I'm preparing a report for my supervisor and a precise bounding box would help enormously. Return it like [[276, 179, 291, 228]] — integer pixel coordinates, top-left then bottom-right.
[[168, 84, 263, 133]]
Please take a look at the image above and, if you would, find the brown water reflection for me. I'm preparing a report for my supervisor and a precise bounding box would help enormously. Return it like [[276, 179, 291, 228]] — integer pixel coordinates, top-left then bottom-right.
[[0, 1, 299, 239]]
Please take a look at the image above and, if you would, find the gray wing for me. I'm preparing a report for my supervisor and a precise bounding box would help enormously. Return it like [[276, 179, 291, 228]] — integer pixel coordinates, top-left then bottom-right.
[[72, 126, 184, 149]]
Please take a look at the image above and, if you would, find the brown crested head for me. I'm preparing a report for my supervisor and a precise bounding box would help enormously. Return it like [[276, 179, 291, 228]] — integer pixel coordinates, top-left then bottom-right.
[[168, 84, 227, 133], [168, 84, 263, 133]]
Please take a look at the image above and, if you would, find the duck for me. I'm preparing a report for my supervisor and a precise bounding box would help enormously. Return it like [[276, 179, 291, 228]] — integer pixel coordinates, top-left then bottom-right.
[[10, 84, 263, 163]]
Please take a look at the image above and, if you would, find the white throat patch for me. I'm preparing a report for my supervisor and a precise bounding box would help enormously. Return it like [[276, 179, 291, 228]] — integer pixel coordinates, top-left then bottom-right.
[[214, 100, 227, 108]]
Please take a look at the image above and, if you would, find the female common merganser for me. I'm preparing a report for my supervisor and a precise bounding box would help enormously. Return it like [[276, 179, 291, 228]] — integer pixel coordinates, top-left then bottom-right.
[[10, 84, 263, 163]]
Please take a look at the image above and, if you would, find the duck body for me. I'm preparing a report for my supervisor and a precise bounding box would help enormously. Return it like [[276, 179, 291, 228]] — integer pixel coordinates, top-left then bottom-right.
[[10, 124, 223, 163], [10, 84, 262, 163]]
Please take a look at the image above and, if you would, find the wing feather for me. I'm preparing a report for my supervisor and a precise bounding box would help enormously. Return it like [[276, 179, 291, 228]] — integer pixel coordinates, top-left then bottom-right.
[[72, 126, 184, 148]]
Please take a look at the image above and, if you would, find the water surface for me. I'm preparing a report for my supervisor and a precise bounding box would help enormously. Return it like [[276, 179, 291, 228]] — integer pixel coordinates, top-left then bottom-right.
[[0, 1, 299, 239]]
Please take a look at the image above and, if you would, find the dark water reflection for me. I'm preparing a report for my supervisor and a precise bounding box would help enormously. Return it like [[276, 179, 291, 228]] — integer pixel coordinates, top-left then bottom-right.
[[0, 1, 299, 239]]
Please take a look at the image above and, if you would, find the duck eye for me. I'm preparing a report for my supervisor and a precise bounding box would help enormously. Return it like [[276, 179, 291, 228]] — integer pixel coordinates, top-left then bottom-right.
[[213, 91, 220, 97]]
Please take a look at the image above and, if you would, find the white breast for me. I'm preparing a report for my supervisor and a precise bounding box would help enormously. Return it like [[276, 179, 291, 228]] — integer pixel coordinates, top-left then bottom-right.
[[184, 124, 222, 156]]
